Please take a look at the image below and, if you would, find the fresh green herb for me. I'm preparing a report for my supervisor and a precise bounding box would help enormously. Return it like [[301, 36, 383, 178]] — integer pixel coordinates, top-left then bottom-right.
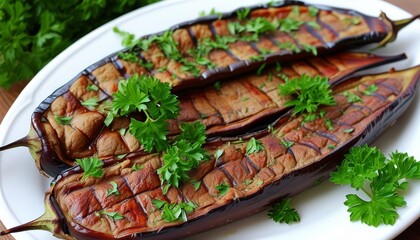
[[343, 128, 354, 134], [199, 8, 222, 19], [278, 74, 336, 116], [343, 91, 363, 103], [362, 84, 378, 96], [214, 149, 224, 160], [301, 44, 318, 56], [0, 1, 159, 89], [200, 113, 207, 119], [308, 6, 319, 17], [244, 179, 253, 185], [246, 137, 264, 154], [344, 17, 362, 25], [110, 74, 180, 152], [303, 113, 318, 123], [153, 199, 196, 222], [81, 97, 99, 108], [96, 210, 125, 222], [157, 122, 209, 194], [216, 182, 230, 196], [119, 128, 127, 136], [156, 31, 182, 61], [214, 81, 222, 91], [241, 96, 250, 102], [54, 115, 72, 125], [307, 21, 321, 30], [118, 51, 139, 62], [278, 18, 304, 33], [245, 17, 276, 38], [292, 6, 300, 16], [277, 42, 301, 53], [257, 63, 266, 76], [180, 59, 201, 77], [132, 163, 144, 171], [191, 179, 201, 191], [106, 181, 120, 197], [330, 145, 420, 226], [281, 140, 294, 148], [86, 84, 99, 92], [327, 144, 335, 149], [268, 198, 300, 224], [157, 66, 167, 72], [116, 154, 127, 159], [325, 118, 334, 130], [237, 8, 251, 21], [76, 156, 104, 180], [249, 55, 264, 61], [275, 62, 282, 72], [113, 27, 136, 47]]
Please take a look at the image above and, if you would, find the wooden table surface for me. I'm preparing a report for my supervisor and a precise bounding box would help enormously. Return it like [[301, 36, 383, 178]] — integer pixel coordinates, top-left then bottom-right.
[[0, 0, 419, 239]]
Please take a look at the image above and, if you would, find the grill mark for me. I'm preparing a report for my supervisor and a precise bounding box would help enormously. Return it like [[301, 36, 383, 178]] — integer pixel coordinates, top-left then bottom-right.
[[306, 56, 339, 77], [208, 22, 240, 61], [244, 155, 261, 172], [377, 81, 400, 95], [220, 165, 238, 186], [296, 141, 321, 154], [317, 14, 339, 37], [121, 175, 149, 220], [314, 131, 340, 143], [187, 27, 198, 46], [304, 24, 326, 46], [249, 41, 262, 54], [201, 90, 225, 123], [241, 81, 274, 107]]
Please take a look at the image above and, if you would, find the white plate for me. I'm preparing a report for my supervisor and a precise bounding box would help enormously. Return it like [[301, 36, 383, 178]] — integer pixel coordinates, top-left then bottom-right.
[[0, 0, 419, 239]]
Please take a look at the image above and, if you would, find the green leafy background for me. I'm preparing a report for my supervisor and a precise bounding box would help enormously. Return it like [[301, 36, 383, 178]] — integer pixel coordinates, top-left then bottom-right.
[[0, 0, 160, 89]]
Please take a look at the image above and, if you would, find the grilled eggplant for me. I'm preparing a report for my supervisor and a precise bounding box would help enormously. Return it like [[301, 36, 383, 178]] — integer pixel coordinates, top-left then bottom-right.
[[2, 65, 419, 240], [1, 0, 419, 177], [0, 52, 405, 177]]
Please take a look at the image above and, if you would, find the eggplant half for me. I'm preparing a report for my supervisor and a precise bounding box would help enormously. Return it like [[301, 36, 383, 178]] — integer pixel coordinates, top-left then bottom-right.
[[2, 65, 419, 240], [0, 52, 406, 177]]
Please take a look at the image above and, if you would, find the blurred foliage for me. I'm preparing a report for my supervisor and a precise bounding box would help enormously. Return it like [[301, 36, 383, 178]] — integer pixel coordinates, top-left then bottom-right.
[[0, 0, 160, 88]]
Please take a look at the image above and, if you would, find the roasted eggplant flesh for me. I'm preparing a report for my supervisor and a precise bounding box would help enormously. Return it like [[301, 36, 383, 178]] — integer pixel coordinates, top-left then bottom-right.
[[33, 52, 404, 177], [26, 66, 417, 240]]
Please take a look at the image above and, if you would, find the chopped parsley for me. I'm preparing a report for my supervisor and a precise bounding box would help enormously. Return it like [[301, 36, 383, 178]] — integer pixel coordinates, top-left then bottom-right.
[[330, 145, 420, 226], [246, 137, 265, 154], [268, 198, 300, 224], [76, 156, 104, 180]]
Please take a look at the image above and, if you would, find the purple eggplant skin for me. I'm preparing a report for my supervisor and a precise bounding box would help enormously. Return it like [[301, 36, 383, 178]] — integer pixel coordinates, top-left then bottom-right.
[[122, 68, 420, 240], [3, 66, 415, 240], [1, 0, 418, 177]]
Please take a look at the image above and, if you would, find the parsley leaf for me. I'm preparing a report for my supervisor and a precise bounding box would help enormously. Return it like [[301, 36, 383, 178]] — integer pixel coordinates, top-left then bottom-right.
[[308, 6, 319, 17], [278, 18, 304, 33], [113, 27, 136, 47], [330, 145, 419, 226], [81, 97, 99, 108], [153, 199, 196, 222], [362, 84, 378, 96], [246, 137, 264, 155], [132, 163, 144, 171], [216, 182, 230, 196], [278, 74, 336, 116], [268, 198, 300, 224], [110, 74, 179, 152], [343, 91, 363, 103], [236, 8, 251, 21], [106, 181, 120, 197], [76, 156, 104, 180], [157, 122, 209, 193], [96, 210, 125, 222], [214, 149, 224, 160], [54, 115, 72, 125]]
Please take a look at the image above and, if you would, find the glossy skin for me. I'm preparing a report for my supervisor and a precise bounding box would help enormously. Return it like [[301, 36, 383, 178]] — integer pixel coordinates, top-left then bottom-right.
[[37, 66, 418, 240]]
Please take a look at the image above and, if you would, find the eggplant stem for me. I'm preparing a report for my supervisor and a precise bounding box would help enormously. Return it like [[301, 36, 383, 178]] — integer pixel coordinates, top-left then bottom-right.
[[372, 13, 420, 50], [0, 194, 71, 239], [0, 136, 31, 152]]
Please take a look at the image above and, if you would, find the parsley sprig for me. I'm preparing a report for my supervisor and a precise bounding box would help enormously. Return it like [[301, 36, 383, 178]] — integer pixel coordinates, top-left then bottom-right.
[[153, 199, 196, 222], [157, 122, 210, 194], [278, 74, 336, 116], [76, 156, 104, 180], [107, 74, 180, 152], [268, 198, 300, 224], [330, 145, 420, 226]]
